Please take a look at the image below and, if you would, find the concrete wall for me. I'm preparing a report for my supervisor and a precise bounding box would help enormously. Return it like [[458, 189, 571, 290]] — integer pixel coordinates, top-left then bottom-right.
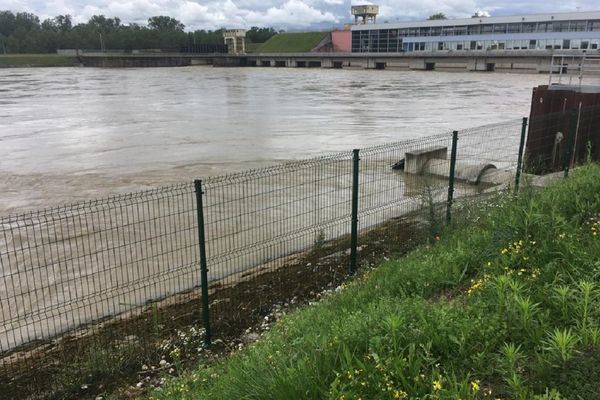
[[79, 50, 587, 73]]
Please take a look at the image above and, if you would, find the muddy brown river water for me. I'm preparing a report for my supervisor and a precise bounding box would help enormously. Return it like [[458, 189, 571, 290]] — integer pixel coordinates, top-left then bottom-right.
[[0, 66, 548, 214]]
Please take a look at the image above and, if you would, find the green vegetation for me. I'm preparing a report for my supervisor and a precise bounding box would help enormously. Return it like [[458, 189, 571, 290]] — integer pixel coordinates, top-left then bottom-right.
[[428, 13, 448, 20], [0, 53, 78, 66], [255, 31, 327, 53], [149, 164, 600, 400], [0, 10, 276, 53]]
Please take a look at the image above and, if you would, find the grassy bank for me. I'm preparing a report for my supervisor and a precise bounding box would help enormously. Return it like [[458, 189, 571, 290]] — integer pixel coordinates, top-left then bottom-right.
[[0, 54, 79, 67], [255, 32, 327, 53], [149, 164, 600, 400]]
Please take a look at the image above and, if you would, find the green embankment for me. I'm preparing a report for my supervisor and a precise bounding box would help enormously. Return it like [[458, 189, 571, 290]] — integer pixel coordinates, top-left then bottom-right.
[[151, 164, 600, 400], [254, 31, 328, 53], [244, 43, 262, 53], [0, 54, 79, 67]]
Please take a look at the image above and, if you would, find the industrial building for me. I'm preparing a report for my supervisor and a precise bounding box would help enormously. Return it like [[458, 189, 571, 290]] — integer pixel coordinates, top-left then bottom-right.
[[351, 11, 600, 53]]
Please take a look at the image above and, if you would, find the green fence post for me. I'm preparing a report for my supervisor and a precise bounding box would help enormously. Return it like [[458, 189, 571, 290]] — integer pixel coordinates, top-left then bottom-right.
[[350, 149, 360, 275], [194, 179, 211, 347], [446, 131, 459, 225], [515, 117, 529, 192], [563, 110, 578, 178]]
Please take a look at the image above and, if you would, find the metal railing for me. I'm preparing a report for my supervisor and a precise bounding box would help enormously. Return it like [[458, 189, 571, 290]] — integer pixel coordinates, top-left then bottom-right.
[[549, 53, 600, 87]]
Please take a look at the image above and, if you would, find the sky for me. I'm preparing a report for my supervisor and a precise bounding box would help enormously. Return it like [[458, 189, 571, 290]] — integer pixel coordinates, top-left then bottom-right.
[[1, 0, 599, 31]]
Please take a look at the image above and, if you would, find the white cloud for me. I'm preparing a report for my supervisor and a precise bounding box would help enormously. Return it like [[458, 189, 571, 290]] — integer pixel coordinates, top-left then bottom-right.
[[1, 0, 599, 30]]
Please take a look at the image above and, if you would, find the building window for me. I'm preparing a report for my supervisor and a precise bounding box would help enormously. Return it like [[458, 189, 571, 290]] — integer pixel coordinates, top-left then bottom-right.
[[581, 41, 589, 50], [454, 26, 467, 35], [493, 24, 507, 33], [419, 27, 430, 36], [507, 23, 521, 33], [470, 41, 477, 50], [529, 40, 537, 50], [553, 21, 569, 32], [522, 23, 536, 33], [468, 25, 481, 35], [563, 39, 571, 49], [441, 26, 454, 36], [482, 24, 493, 33], [457, 43, 463, 50], [572, 21, 587, 31]]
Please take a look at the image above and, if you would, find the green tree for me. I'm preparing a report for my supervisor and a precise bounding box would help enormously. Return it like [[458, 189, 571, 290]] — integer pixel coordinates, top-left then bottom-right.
[[14, 12, 40, 32], [147, 16, 184, 31], [0, 11, 16, 36], [428, 13, 447, 20], [246, 26, 276, 43], [88, 15, 121, 32], [0, 33, 7, 53]]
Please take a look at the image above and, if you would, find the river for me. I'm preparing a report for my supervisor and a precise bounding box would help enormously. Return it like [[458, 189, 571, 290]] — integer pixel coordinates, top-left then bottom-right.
[[0, 66, 547, 213]]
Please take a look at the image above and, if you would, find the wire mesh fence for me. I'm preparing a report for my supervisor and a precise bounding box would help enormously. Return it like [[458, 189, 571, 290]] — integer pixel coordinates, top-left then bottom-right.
[[0, 110, 595, 399]]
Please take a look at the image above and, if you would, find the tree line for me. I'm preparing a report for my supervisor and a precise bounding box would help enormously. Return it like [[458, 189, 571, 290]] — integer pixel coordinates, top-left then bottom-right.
[[0, 11, 277, 53]]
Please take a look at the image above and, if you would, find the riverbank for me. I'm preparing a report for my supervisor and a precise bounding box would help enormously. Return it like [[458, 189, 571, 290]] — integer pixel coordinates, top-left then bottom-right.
[[149, 164, 600, 400], [0, 54, 79, 67]]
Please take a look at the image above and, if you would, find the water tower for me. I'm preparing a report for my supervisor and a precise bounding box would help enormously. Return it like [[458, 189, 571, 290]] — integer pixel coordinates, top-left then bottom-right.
[[352, 5, 379, 24]]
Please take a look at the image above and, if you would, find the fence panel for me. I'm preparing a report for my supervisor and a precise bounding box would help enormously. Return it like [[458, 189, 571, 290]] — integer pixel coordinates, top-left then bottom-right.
[[201, 153, 354, 334], [0, 184, 201, 397], [358, 134, 453, 242]]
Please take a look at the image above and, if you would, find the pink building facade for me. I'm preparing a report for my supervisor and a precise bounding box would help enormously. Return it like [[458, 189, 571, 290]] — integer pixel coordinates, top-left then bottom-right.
[[331, 31, 351, 52]]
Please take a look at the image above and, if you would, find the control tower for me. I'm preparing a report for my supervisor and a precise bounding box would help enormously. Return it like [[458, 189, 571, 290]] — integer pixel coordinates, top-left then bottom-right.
[[352, 5, 379, 24], [223, 29, 246, 54]]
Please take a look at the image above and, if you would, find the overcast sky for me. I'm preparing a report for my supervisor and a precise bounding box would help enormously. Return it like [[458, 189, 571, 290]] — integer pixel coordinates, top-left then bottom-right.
[[1, 0, 598, 31]]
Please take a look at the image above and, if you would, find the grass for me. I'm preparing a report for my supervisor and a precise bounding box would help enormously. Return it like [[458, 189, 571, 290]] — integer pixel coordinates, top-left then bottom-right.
[[148, 163, 600, 400], [254, 32, 328, 53], [0, 53, 79, 67]]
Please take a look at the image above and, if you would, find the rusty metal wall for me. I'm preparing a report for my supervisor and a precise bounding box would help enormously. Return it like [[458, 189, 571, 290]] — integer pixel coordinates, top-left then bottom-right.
[[526, 85, 600, 172]]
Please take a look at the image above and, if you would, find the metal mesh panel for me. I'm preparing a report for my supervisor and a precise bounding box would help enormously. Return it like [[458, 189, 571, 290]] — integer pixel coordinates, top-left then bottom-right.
[[358, 134, 452, 239], [201, 153, 354, 333], [0, 184, 201, 397]]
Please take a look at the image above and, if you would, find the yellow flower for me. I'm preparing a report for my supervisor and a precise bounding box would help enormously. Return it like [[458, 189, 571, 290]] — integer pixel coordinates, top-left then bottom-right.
[[471, 380, 480, 391], [393, 390, 407, 399], [433, 379, 442, 391]]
